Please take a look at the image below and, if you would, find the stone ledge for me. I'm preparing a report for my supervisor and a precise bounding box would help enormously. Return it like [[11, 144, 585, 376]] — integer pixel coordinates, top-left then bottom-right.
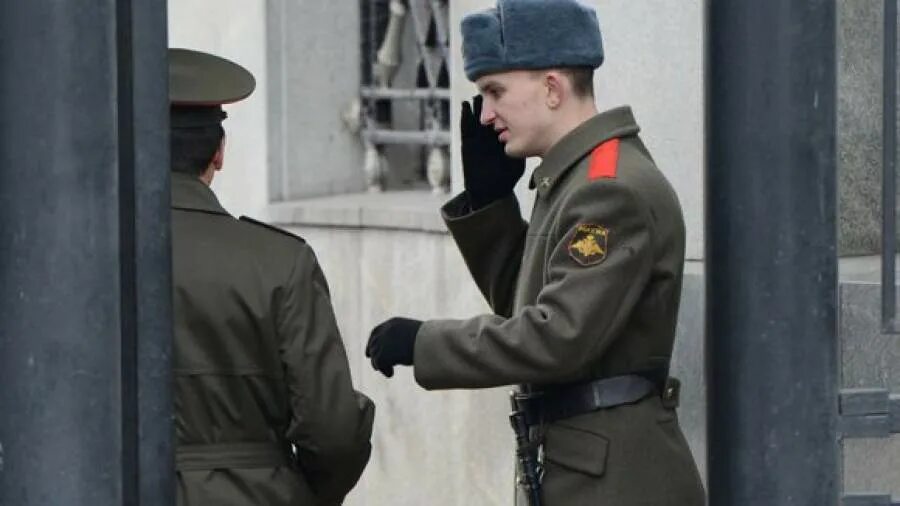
[[839, 255, 900, 283], [267, 190, 452, 233]]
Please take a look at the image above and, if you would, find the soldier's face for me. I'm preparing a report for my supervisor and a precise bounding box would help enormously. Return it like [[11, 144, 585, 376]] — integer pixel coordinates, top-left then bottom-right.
[[476, 71, 554, 158]]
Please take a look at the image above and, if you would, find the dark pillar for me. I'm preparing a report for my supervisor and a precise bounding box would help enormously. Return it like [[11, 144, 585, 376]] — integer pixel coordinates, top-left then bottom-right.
[[706, 1, 840, 505], [125, 1, 174, 504], [0, 1, 172, 505]]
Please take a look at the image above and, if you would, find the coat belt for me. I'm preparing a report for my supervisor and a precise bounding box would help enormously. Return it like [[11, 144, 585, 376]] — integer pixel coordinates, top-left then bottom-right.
[[517, 373, 675, 426], [176, 442, 292, 471]]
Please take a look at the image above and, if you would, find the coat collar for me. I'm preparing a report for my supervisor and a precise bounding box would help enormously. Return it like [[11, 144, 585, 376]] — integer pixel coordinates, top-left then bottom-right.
[[530, 106, 640, 198], [171, 172, 230, 216]]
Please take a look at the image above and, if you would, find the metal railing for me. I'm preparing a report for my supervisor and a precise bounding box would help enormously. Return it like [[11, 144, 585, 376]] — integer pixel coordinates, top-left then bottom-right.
[[359, 0, 451, 193], [883, 0, 899, 334]]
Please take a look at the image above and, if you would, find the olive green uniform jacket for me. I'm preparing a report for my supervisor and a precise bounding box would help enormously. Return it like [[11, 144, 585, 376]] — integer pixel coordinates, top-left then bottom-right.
[[414, 108, 705, 505], [172, 173, 375, 506]]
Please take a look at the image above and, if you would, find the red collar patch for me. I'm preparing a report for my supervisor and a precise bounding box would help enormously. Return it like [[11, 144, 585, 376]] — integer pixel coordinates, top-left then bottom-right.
[[588, 138, 620, 180]]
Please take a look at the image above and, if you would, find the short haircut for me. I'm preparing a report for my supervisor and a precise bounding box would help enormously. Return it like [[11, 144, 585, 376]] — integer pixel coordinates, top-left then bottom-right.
[[170, 124, 224, 176], [560, 66, 595, 98]]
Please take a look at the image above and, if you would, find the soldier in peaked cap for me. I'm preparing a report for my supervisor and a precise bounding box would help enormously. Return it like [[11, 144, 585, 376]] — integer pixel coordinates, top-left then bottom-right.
[[168, 48, 374, 506], [365, 1, 705, 504]]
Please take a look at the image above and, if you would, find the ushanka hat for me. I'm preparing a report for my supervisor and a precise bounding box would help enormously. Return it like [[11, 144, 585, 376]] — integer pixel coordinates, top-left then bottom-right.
[[461, 0, 604, 81]]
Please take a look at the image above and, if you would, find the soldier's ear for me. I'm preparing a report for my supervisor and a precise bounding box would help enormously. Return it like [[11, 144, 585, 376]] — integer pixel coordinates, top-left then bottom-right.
[[544, 71, 564, 110], [212, 135, 226, 171]]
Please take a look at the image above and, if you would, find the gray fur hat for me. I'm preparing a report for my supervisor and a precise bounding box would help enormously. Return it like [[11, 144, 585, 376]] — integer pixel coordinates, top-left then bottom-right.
[[461, 0, 605, 81]]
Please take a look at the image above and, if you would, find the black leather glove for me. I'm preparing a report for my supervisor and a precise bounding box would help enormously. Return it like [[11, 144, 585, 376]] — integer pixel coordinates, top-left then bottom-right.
[[461, 95, 526, 210], [365, 317, 422, 377]]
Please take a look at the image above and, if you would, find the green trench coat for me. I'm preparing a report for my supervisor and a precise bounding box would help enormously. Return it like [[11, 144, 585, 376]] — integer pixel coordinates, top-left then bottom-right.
[[171, 173, 374, 505], [414, 108, 706, 505]]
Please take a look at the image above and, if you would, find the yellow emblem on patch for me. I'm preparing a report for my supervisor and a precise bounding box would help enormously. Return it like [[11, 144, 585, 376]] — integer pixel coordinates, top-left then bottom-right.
[[568, 224, 609, 266]]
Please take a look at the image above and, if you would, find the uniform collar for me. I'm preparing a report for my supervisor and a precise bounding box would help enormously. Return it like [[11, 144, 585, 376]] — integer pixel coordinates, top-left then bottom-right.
[[171, 172, 230, 216], [530, 106, 640, 198]]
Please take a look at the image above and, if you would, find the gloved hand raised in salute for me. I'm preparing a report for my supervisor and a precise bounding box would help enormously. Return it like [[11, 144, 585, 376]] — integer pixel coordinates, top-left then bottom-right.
[[461, 95, 526, 210]]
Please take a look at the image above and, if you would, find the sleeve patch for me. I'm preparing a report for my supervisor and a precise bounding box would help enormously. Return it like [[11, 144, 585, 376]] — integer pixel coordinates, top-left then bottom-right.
[[588, 138, 620, 180], [568, 224, 609, 266]]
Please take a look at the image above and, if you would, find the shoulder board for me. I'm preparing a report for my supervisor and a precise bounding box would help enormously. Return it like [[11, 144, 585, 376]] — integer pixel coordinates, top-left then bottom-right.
[[239, 216, 306, 243], [588, 138, 621, 181]]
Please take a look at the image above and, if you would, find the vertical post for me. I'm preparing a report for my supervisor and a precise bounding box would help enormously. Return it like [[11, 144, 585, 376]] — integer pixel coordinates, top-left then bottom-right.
[[706, 1, 839, 505], [126, 1, 174, 505], [0, 1, 171, 505], [883, 0, 898, 333]]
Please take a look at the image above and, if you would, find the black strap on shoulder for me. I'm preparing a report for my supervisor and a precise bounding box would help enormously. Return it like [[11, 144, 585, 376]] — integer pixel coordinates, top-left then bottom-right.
[[239, 216, 306, 243]]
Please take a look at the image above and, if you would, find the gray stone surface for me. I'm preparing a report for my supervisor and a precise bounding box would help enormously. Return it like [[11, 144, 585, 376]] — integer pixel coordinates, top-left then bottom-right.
[[837, 0, 883, 256], [270, 191, 448, 232], [840, 255, 890, 283], [290, 226, 513, 506], [839, 281, 900, 498], [836, 0, 900, 257], [844, 437, 900, 497], [672, 266, 707, 485], [840, 283, 900, 391], [266, 0, 366, 200]]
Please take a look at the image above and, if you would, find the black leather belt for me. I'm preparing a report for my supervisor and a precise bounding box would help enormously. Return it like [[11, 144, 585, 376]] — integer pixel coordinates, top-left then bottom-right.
[[515, 374, 678, 427], [176, 442, 292, 471]]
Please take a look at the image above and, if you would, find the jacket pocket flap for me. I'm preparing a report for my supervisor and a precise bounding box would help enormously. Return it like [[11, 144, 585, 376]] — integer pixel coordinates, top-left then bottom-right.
[[543, 423, 609, 477]]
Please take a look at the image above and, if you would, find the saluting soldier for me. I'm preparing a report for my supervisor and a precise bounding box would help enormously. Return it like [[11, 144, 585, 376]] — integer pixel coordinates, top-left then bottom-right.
[[365, 0, 705, 504], [169, 48, 374, 506]]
